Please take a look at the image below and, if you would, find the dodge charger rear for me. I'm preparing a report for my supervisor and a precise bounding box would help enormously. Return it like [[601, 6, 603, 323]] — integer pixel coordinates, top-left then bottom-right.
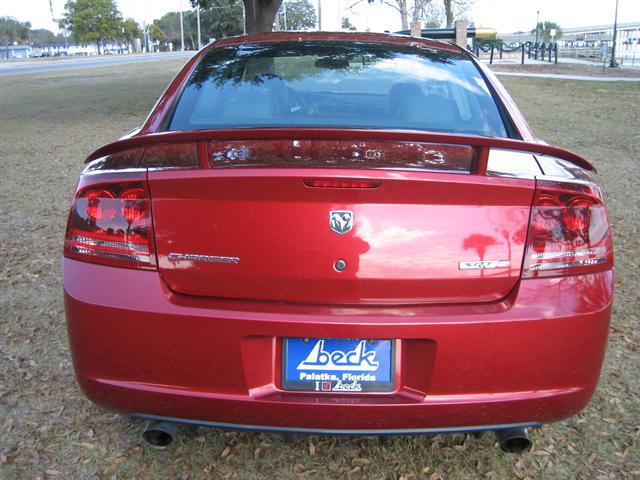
[[63, 33, 614, 450]]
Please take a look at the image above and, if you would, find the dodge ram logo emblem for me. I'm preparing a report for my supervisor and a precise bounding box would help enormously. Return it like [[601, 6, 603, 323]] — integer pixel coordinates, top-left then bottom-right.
[[330, 210, 353, 235]]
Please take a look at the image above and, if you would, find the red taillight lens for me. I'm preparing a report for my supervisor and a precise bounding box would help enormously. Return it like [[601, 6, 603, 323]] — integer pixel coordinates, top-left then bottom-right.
[[64, 181, 155, 269], [563, 196, 592, 234], [84, 188, 117, 221], [522, 181, 613, 278], [120, 187, 147, 223]]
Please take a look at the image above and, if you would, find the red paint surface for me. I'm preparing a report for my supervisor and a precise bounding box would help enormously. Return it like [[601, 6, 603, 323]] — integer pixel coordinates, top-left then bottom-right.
[[63, 32, 613, 431], [149, 167, 533, 304], [64, 258, 612, 429]]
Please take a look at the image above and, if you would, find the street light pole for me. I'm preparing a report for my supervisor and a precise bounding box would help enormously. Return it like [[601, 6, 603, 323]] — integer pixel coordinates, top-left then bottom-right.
[[242, 3, 246, 34], [283, 1, 288, 31], [535, 10, 540, 45], [143, 21, 149, 53], [609, 0, 619, 67], [179, 5, 185, 51], [196, 0, 202, 49]]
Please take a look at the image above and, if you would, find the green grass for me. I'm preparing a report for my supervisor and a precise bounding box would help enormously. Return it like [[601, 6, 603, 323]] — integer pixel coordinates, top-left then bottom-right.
[[1, 62, 639, 479], [490, 62, 640, 78]]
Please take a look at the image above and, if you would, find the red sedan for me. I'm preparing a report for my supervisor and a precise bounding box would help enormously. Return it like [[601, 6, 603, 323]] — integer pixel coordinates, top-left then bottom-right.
[[63, 32, 614, 452]]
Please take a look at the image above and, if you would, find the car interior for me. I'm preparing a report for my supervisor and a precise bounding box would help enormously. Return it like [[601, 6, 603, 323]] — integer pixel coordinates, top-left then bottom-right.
[[168, 47, 507, 138]]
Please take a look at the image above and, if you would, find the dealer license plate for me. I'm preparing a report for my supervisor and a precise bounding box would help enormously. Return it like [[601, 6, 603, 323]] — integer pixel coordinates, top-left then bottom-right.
[[282, 338, 394, 392]]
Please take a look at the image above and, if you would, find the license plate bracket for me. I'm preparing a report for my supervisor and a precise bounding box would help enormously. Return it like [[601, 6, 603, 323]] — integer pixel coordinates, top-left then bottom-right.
[[282, 338, 395, 392]]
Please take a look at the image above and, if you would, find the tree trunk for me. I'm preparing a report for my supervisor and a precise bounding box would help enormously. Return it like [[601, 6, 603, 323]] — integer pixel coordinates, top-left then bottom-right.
[[96, 39, 102, 55], [444, 0, 454, 28], [398, 0, 409, 31], [243, 0, 283, 34], [412, 0, 424, 24]]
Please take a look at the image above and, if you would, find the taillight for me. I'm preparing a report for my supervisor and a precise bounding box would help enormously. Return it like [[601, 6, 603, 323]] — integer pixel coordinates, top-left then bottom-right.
[[64, 180, 155, 269], [304, 179, 381, 188], [522, 181, 613, 278]]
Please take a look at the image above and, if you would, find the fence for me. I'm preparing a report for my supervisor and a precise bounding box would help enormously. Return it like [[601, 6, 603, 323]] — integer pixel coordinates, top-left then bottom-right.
[[477, 42, 639, 67], [473, 42, 559, 65]]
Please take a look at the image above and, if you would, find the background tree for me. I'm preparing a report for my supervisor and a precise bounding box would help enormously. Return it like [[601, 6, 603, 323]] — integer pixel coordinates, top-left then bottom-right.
[[371, 1, 432, 31], [54, 33, 68, 47], [154, 12, 185, 50], [277, 0, 316, 30], [0, 17, 31, 45], [155, 7, 242, 51], [341, 17, 356, 31], [422, 1, 444, 27], [193, 0, 283, 34], [199, 1, 244, 39], [28, 28, 56, 46], [122, 18, 142, 52], [148, 23, 165, 44], [63, 0, 124, 54], [57, 17, 70, 45], [0, 17, 31, 59], [365, 0, 446, 30], [532, 21, 562, 43], [443, 0, 472, 28]]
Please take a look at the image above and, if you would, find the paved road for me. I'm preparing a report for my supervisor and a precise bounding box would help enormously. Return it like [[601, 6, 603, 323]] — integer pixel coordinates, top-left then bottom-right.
[[4, 51, 639, 82], [0, 52, 193, 76], [493, 71, 640, 82]]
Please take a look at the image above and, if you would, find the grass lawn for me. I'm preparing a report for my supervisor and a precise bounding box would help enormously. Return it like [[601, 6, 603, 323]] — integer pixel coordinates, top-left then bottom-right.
[[489, 61, 640, 78], [1, 61, 639, 479]]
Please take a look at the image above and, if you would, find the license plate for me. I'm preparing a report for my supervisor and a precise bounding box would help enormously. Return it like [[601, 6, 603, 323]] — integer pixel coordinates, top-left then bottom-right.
[[282, 338, 394, 392]]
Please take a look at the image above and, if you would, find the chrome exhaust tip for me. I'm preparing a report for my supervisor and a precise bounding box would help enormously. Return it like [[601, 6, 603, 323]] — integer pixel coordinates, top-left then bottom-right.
[[142, 420, 178, 448], [495, 428, 532, 453]]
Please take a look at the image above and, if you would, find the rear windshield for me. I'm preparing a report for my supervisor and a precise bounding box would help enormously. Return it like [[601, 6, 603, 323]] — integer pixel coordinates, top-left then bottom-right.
[[167, 41, 508, 138]]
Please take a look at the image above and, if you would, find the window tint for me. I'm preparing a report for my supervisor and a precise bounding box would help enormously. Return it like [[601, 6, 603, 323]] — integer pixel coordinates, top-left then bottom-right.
[[168, 41, 508, 138]]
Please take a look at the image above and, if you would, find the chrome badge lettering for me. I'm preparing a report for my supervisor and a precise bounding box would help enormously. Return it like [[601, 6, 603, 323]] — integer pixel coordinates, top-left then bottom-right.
[[329, 210, 353, 235], [297, 340, 379, 372], [459, 260, 510, 270], [168, 253, 240, 264]]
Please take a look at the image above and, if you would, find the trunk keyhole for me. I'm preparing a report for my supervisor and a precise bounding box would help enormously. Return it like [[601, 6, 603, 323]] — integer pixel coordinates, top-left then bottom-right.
[[334, 259, 347, 272]]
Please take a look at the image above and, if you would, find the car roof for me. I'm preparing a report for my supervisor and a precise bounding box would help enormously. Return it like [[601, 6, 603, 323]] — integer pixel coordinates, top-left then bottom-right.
[[211, 31, 463, 54]]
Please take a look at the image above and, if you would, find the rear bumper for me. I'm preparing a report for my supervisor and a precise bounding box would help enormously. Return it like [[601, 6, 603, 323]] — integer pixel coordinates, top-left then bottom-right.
[[63, 258, 613, 432], [134, 414, 539, 436]]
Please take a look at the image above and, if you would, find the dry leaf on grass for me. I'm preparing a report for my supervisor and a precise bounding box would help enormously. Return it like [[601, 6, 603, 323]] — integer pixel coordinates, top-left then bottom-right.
[[220, 446, 232, 458]]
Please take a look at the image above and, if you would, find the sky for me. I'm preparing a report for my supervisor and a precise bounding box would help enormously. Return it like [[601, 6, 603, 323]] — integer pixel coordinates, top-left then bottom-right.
[[1, 0, 639, 35]]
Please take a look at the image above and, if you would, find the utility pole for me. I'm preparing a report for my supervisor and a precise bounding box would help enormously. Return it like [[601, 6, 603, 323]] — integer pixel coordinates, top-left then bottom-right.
[[196, 0, 202, 49], [283, 1, 288, 31], [143, 21, 149, 53], [179, 7, 185, 51], [318, 0, 322, 31], [609, 0, 619, 67], [242, 4, 246, 34], [535, 10, 540, 45]]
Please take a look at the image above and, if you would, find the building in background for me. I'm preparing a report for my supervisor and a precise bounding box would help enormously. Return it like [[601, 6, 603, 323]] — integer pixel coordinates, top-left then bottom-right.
[[501, 21, 640, 64], [0, 45, 31, 59]]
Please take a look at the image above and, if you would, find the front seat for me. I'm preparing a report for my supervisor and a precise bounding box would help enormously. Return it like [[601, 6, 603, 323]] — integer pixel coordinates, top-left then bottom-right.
[[387, 83, 423, 118], [397, 95, 460, 129]]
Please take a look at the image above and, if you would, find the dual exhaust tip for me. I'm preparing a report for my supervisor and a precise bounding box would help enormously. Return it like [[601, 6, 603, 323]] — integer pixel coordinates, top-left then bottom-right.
[[142, 421, 178, 448], [494, 427, 532, 453], [142, 420, 532, 453]]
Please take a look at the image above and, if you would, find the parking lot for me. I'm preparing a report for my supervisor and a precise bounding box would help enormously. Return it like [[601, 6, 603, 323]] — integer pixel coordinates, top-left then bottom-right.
[[1, 60, 638, 479]]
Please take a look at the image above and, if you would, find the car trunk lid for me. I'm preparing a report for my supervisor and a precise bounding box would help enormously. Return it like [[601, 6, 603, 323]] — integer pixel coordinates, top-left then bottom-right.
[[148, 139, 534, 304]]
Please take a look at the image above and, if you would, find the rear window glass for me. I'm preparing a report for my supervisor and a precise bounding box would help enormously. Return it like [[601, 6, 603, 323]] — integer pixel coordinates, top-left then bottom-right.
[[168, 41, 507, 138]]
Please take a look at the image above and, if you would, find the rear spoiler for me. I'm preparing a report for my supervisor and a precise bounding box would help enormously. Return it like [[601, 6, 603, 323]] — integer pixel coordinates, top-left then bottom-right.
[[85, 128, 595, 173]]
